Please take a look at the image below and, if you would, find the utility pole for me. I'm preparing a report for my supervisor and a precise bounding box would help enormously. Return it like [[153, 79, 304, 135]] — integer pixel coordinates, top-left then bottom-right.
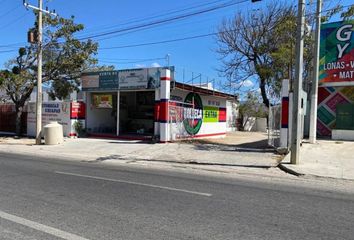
[[290, 0, 306, 164], [309, 0, 322, 144], [165, 54, 171, 67], [23, 0, 57, 145]]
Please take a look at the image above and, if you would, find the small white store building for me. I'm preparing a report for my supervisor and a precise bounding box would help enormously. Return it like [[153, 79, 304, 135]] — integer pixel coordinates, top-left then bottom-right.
[[81, 67, 238, 142]]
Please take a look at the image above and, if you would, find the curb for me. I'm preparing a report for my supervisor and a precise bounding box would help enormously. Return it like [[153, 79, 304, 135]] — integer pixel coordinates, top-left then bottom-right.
[[277, 163, 304, 177]]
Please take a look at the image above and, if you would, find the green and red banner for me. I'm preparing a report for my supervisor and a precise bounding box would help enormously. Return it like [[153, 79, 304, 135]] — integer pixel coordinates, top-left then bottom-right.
[[319, 20, 354, 86]]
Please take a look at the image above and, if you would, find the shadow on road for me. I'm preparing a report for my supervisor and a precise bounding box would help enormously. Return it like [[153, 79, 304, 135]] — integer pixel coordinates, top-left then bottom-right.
[[190, 139, 275, 153]]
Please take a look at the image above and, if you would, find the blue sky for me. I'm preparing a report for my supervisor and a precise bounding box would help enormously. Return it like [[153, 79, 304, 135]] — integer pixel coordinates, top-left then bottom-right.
[[0, 0, 352, 93]]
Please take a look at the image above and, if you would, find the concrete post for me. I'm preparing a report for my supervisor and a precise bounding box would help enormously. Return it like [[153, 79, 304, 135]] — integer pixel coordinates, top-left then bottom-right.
[[116, 91, 120, 136], [35, 0, 43, 145], [159, 69, 171, 143], [309, 0, 322, 144], [280, 79, 290, 148], [290, 0, 306, 164], [154, 89, 160, 136]]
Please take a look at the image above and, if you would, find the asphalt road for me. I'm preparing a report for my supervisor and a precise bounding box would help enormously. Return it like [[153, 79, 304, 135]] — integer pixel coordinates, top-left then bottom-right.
[[0, 153, 353, 240]]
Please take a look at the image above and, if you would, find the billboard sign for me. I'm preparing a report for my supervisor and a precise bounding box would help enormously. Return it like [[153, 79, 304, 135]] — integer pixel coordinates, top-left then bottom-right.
[[81, 71, 118, 91], [118, 68, 148, 90], [319, 20, 354, 86], [81, 67, 175, 91]]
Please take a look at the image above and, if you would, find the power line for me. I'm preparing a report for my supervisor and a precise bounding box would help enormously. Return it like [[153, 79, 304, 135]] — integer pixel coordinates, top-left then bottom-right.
[[77, 0, 248, 41], [0, 4, 21, 19], [77, 0, 229, 38], [1, 2, 352, 54], [98, 3, 354, 50], [0, 49, 18, 54], [99, 57, 166, 61], [99, 33, 216, 50], [99, 57, 166, 64], [0, 12, 30, 30]]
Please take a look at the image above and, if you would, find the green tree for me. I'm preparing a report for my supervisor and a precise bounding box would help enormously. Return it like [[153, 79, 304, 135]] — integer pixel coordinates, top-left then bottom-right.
[[0, 16, 98, 136], [238, 92, 267, 130]]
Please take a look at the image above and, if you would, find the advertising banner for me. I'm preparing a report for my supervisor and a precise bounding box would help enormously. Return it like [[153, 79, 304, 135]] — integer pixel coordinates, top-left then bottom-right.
[[319, 20, 354, 86], [92, 94, 113, 108], [81, 71, 118, 91], [27, 102, 71, 137], [119, 68, 148, 90], [27, 101, 86, 137], [81, 67, 174, 91], [70, 102, 86, 119]]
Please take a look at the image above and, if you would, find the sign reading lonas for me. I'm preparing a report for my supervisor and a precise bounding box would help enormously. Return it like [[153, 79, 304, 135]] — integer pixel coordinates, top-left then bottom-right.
[[319, 20, 354, 86]]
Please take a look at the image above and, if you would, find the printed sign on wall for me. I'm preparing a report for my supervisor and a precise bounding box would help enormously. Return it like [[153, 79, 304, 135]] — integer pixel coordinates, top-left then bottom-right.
[[93, 94, 113, 108], [319, 20, 354, 86], [81, 71, 118, 91], [119, 68, 148, 90]]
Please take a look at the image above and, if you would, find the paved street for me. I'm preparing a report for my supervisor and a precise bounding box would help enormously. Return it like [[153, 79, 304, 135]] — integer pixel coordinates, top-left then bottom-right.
[[0, 153, 354, 240]]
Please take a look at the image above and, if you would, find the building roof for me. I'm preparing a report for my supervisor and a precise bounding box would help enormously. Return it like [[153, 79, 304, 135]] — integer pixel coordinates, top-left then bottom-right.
[[173, 81, 237, 101]]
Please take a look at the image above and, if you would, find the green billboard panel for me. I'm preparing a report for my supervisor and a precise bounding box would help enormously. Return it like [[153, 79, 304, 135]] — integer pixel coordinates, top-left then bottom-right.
[[336, 104, 354, 130]]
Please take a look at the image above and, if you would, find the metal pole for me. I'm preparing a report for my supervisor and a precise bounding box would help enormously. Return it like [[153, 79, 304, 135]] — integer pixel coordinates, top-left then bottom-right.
[[116, 91, 120, 136], [290, 0, 306, 164], [35, 0, 43, 145], [309, 0, 322, 144]]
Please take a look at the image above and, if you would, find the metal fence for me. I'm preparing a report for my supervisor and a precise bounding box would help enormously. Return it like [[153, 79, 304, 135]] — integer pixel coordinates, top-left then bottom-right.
[[268, 104, 281, 148]]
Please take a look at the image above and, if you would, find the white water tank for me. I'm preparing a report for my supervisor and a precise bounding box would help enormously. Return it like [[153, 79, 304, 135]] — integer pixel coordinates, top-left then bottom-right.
[[44, 121, 64, 145]]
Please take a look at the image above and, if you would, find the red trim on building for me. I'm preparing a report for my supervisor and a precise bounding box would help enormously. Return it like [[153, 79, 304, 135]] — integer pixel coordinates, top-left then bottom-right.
[[154, 101, 160, 122], [218, 108, 227, 122], [160, 77, 171, 81], [159, 101, 169, 122], [281, 97, 289, 128], [70, 102, 86, 119]]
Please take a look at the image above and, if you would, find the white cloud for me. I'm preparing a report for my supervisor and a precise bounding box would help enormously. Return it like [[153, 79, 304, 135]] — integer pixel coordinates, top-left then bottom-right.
[[151, 62, 162, 68], [135, 64, 146, 68], [243, 79, 254, 88]]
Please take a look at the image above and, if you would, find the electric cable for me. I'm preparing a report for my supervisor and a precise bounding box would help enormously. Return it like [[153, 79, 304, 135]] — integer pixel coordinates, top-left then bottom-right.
[[77, 0, 248, 41]]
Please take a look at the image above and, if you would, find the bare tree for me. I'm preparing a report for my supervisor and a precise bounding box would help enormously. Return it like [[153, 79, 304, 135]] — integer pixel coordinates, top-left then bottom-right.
[[216, 3, 296, 108]]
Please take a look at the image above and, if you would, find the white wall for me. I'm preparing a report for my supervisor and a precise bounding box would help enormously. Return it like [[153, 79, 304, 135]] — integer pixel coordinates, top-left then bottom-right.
[[27, 102, 71, 137], [226, 100, 238, 132]]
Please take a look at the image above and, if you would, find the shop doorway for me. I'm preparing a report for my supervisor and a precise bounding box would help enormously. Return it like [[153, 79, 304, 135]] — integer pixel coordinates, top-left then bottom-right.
[[119, 91, 154, 135], [86, 92, 117, 135]]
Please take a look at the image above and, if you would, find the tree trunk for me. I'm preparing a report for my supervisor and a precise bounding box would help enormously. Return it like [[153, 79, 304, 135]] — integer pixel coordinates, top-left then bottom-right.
[[15, 105, 23, 136], [259, 79, 270, 108]]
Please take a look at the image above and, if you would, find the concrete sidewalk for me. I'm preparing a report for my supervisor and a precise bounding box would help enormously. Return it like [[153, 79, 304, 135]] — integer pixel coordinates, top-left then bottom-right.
[[280, 140, 354, 180], [0, 132, 280, 168]]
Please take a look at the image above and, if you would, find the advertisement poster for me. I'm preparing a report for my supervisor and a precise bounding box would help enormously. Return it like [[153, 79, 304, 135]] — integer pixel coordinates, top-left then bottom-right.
[[27, 102, 71, 137], [93, 94, 113, 108], [119, 68, 148, 90], [319, 20, 354, 86], [81, 71, 118, 91]]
